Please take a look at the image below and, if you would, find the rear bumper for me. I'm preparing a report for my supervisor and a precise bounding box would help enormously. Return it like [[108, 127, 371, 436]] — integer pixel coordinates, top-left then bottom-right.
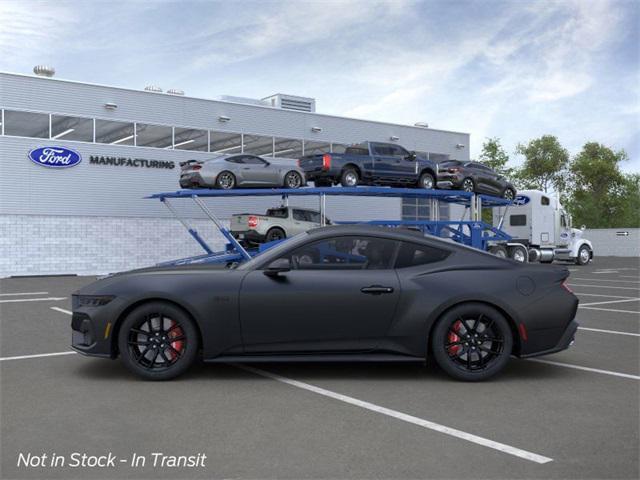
[[436, 173, 464, 189], [518, 320, 579, 358], [231, 230, 266, 245], [179, 172, 208, 189]]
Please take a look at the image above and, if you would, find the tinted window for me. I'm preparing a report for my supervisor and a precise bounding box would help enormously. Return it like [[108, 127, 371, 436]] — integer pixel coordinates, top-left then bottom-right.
[[541, 196, 550, 206], [4, 110, 49, 138], [510, 215, 527, 226], [136, 123, 172, 148], [278, 236, 399, 270], [345, 147, 369, 156], [292, 209, 308, 221], [51, 114, 93, 142], [266, 208, 288, 218], [242, 155, 267, 165], [226, 156, 244, 164], [395, 242, 449, 268], [307, 211, 321, 223], [390, 145, 410, 158], [95, 119, 134, 145]]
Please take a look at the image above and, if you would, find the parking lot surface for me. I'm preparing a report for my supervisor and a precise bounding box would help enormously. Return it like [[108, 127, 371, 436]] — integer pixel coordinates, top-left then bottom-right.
[[1, 257, 638, 479]]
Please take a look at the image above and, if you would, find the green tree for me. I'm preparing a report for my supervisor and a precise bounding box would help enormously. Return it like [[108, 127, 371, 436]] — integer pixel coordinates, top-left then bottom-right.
[[565, 142, 639, 228], [515, 135, 569, 193], [479, 137, 513, 177]]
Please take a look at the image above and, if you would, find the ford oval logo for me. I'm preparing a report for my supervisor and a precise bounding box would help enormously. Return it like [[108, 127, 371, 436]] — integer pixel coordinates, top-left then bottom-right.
[[513, 195, 530, 206], [28, 146, 82, 168]]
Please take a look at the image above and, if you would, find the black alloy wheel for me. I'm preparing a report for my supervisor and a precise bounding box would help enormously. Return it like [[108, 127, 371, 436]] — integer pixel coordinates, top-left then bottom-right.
[[118, 302, 198, 380], [431, 303, 513, 381], [266, 228, 286, 243], [462, 178, 475, 192], [216, 171, 236, 189], [284, 171, 303, 189]]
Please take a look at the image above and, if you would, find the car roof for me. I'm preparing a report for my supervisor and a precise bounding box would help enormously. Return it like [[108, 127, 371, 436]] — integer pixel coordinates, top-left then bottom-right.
[[306, 224, 456, 246]]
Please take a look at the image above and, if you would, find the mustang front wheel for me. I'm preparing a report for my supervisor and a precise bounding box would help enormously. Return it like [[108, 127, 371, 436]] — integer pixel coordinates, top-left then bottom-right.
[[118, 301, 198, 380], [431, 303, 513, 381]]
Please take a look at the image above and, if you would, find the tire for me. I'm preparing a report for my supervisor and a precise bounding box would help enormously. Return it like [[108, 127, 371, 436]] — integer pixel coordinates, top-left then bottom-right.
[[461, 177, 475, 192], [117, 301, 199, 381], [284, 171, 303, 189], [265, 227, 286, 243], [216, 171, 236, 190], [488, 245, 508, 259], [503, 188, 516, 201], [340, 168, 359, 187], [575, 245, 591, 265], [508, 245, 528, 263], [431, 303, 513, 381], [418, 172, 435, 190]]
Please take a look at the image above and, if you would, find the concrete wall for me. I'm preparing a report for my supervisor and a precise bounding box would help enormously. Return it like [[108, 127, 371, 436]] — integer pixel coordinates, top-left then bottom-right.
[[584, 228, 640, 257]]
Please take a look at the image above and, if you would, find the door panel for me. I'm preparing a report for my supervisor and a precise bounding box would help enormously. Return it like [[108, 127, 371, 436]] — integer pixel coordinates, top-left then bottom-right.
[[239, 269, 400, 352]]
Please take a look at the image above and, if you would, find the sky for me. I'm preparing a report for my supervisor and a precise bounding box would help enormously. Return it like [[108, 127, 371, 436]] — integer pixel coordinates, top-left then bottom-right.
[[1, 0, 638, 172]]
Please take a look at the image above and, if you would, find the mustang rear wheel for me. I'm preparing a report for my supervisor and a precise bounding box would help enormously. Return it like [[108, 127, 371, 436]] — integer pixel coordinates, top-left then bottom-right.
[[216, 171, 236, 189], [118, 301, 198, 380], [284, 171, 303, 189], [431, 303, 513, 381]]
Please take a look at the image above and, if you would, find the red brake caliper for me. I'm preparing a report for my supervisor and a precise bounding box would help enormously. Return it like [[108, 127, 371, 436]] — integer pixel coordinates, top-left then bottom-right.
[[167, 321, 184, 361], [447, 320, 463, 356]]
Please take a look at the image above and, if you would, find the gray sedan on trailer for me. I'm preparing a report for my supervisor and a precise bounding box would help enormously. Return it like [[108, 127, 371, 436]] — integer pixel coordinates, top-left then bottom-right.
[[179, 154, 306, 189]]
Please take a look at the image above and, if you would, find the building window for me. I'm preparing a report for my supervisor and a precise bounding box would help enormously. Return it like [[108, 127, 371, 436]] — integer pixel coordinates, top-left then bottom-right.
[[3, 110, 49, 138], [95, 119, 135, 145], [135, 123, 173, 148], [243, 134, 274, 156], [210, 131, 243, 154], [304, 140, 331, 155], [173, 127, 208, 151], [273, 137, 303, 159], [50, 114, 93, 142]]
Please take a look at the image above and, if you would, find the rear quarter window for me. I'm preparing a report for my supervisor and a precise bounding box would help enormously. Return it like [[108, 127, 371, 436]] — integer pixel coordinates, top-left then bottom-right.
[[395, 242, 450, 268]]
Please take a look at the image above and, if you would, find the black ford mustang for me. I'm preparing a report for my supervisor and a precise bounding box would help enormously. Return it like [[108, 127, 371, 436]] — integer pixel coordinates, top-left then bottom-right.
[[71, 225, 578, 381]]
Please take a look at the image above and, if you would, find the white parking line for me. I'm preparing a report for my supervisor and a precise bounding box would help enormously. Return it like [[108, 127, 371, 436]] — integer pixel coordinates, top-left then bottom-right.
[[526, 359, 640, 380], [580, 298, 640, 307], [572, 278, 639, 284], [0, 291, 49, 296], [234, 364, 553, 464], [578, 327, 640, 337], [574, 293, 637, 299], [579, 306, 640, 314], [620, 275, 640, 279], [51, 307, 72, 315], [0, 351, 76, 362], [0, 297, 67, 304], [568, 283, 640, 291]]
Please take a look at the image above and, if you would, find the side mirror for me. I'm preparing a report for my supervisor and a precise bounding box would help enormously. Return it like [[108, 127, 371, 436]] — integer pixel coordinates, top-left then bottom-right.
[[263, 258, 291, 277], [581, 225, 586, 231], [407, 151, 417, 161]]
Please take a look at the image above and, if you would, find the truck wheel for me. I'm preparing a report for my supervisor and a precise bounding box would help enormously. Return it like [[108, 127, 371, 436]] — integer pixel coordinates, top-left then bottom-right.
[[508, 245, 527, 263], [418, 172, 435, 190], [340, 168, 359, 187], [575, 245, 591, 265], [216, 171, 236, 189], [265, 228, 286, 243], [488, 245, 508, 259], [462, 178, 475, 192]]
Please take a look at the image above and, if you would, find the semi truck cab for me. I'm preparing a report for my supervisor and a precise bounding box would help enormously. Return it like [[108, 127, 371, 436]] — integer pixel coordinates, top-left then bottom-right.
[[493, 190, 594, 265]]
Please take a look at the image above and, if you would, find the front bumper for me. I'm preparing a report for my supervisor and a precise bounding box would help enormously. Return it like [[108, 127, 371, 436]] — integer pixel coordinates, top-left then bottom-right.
[[70, 298, 122, 358], [518, 320, 579, 358]]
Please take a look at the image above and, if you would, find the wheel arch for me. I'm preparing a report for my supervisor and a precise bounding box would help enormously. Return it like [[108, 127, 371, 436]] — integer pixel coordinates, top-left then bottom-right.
[[110, 297, 204, 358], [282, 169, 303, 186], [419, 167, 436, 179], [342, 163, 361, 177], [425, 299, 521, 358]]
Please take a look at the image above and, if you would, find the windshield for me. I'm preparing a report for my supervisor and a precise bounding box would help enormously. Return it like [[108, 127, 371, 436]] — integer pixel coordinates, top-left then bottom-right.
[[237, 232, 309, 270]]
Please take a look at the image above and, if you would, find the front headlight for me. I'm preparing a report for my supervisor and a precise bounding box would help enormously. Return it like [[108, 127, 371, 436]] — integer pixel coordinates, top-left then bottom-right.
[[75, 295, 115, 307]]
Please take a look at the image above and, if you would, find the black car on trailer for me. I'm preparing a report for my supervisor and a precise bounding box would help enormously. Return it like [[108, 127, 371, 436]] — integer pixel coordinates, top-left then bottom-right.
[[71, 225, 578, 381]]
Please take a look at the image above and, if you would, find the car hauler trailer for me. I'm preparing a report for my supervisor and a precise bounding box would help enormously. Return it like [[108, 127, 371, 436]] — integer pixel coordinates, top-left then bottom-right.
[[491, 189, 594, 265], [147, 186, 515, 266]]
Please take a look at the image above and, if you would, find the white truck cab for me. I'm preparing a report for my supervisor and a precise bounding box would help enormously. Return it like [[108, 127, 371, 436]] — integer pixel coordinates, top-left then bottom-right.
[[492, 190, 594, 265]]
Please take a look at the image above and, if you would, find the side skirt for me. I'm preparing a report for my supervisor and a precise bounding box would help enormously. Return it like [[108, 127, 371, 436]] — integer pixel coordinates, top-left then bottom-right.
[[204, 353, 425, 363]]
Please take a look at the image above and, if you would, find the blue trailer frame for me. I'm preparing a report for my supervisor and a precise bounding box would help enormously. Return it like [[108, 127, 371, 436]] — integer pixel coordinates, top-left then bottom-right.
[[147, 186, 512, 266]]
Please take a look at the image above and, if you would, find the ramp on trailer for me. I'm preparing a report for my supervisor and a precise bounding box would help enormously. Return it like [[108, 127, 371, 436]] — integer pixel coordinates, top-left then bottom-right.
[[147, 187, 513, 266]]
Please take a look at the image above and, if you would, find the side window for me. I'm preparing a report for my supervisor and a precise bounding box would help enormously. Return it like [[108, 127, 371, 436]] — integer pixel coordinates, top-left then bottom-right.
[[388, 145, 409, 158], [266, 208, 288, 218], [307, 211, 321, 223], [292, 209, 308, 221], [278, 236, 399, 270], [561, 215, 567, 227], [226, 156, 244, 164], [395, 242, 450, 268], [510, 215, 527, 226], [541, 196, 550, 206], [242, 155, 267, 165]]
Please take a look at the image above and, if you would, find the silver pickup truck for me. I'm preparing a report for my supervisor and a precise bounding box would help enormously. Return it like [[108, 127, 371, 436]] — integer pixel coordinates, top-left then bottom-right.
[[230, 206, 331, 245]]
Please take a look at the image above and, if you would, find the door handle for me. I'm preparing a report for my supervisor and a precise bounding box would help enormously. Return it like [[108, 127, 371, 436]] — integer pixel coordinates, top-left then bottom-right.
[[361, 285, 394, 295]]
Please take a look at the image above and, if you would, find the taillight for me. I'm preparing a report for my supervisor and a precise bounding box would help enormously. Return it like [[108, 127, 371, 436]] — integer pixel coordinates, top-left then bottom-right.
[[248, 216, 258, 228], [561, 279, 573, 293], [297, 159, 301, 167], [192, 165, 202, 171], [518, 323, 528, 341], [322, 153, 332, 171]]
